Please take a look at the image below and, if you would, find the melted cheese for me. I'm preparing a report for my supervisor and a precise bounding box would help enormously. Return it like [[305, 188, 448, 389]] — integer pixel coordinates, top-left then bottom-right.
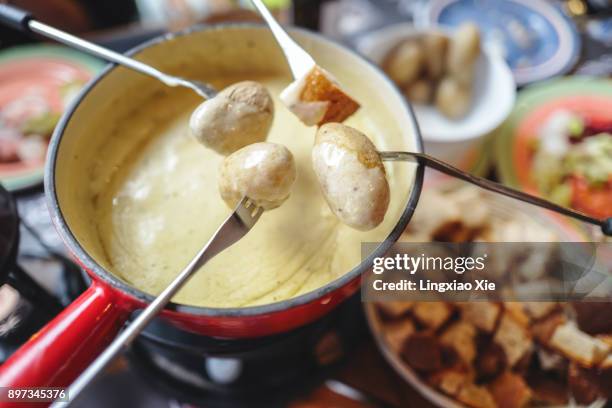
[[94, 76, 411, 307]]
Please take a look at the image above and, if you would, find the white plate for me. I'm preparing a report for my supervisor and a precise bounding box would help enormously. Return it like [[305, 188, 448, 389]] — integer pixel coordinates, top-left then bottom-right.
[[355, 23, 516, 144]]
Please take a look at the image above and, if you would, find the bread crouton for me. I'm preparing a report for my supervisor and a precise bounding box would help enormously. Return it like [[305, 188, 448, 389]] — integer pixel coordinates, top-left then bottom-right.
[[522, 302, 558, 320], [280, 66, 360, 126], [493, 313, 532, 367], [503, 303, 530, 327], [568, 362, 602, 404], [412, 302, 453, 330], [600, 353, 612, 369], [401, 332, 443, 372], [440, 320, 477, 365], [549, 322, 610, 368], [488, 371, 532, 408], [599, 361, 612, 399], [429, 369, 471, 397], [476, 343, 507, 380], [383, 318, 415, 353], [431, 220, 482, 242], [457, 383, 497, 408], [536, 348, 567, 372], [573, 302, 612, 335], [447, 187, 490, 228], [531, 312, 566, 344], [597, 334, 612, 347], [527, 375, 568, 406], [458, 302, 500, 333], [402, 190, 461, 238], [376, 301, 414, 320]]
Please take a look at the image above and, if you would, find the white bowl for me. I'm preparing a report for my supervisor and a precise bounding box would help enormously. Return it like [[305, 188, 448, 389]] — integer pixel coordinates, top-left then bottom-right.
[[355, 23, 516, 168]]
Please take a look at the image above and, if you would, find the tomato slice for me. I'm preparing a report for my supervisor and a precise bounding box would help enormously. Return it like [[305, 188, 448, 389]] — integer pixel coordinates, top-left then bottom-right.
[[570, 176, 612, 218]]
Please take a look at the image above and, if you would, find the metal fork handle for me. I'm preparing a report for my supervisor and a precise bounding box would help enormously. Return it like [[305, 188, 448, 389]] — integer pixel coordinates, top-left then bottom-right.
[[0, 4, 214, 99], [249, 0, 315, 79], [380, 151, 612, 236], [52, 204, 255, 407], [29, 20, 215, 98]]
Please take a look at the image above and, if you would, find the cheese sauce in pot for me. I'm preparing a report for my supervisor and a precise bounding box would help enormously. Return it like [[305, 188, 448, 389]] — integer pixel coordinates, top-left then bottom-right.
[[91, 76, 412, 307]]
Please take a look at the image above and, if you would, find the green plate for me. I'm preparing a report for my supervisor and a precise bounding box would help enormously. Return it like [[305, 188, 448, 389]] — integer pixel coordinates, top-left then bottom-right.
[[0, 44, 104, 192], [494, 76, 612, 190]]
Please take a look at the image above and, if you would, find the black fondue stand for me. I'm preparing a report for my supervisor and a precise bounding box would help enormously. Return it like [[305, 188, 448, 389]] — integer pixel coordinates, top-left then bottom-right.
[[125, 294, 366, 408], [0, 185, 63, 357]]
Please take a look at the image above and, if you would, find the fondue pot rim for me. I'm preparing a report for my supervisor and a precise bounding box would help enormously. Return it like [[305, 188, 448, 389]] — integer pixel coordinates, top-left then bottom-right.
[[44, 23, 425, 317]]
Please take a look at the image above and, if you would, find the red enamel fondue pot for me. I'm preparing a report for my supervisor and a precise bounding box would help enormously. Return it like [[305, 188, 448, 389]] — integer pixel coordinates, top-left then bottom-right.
[[0, 25, 424, 393]]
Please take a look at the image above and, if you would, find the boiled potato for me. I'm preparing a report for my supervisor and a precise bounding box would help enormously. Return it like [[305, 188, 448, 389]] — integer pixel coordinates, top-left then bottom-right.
[[452, 61, 476, 86], [404, 79, 433, 104], [383, 40, 423, 86], [447, 23, 481, 82], [218, 142, 296, 210], [312, 123, 390, 231], [190, 81, 274, 155], [435, 77, 472, 120], [422, 33, 449, 79]]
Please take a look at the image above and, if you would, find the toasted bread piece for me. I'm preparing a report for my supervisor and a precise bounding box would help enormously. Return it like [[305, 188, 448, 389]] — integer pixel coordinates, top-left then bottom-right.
[[457, 383, 497, 408], [431, 220, 481, 242], [412, 302, 453, 330], [446, 186, 490, 228], [600, 361, 612, 398], [597, 334, 612, 347], [531, 312, 566, 344], [503, 303, 530, 327], [600, 353, 612, 370], [522, 302, 558, 320], [489, 371, 532, 408], [440, 320, 477, 365], [429, 369, 471, 397], [280, 66, 360, 126], [527, 374, 568, 406], [512, 350, 533, 377], [383, 318, 415, 353], [536, 348, 567, 372], [568, 362, 602, 404], [458, 302, 500, 333], [401, 332, 443, 372], [402, 190, 461, 238], [376, 301, 414, 320], [493, 313, 532, 367], [476, 343, 507, 380], [549, 322, 610, 368], [573, 302, 612, 335]]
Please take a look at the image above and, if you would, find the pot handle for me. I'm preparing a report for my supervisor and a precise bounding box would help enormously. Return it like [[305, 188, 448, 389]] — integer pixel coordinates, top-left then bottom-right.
[[0, 280, 130, 397]]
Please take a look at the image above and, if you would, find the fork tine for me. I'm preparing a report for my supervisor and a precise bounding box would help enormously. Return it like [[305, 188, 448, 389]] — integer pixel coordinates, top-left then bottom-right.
[[249, 0, 315, 79], [235, 196, 263, 229], [253, 206, 264, 219]]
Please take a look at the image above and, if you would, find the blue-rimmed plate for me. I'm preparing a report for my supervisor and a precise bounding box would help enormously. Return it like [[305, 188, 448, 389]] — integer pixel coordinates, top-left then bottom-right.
[[426, 0, 581, 85]]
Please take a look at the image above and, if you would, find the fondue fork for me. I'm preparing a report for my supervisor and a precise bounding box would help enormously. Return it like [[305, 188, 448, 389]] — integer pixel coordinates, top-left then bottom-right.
[[50, 198, 263, 407], [249, 0, 315, 80], [0, 4, 217, 99], [379, 151, 612, 236]]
